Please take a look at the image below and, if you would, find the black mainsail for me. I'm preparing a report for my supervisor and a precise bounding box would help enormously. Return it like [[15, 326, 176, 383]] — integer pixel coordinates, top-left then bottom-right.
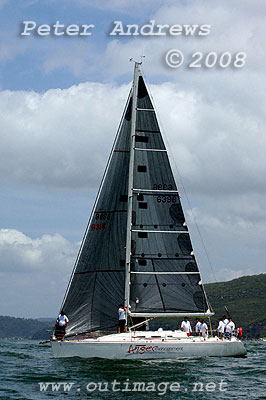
[[60, 62, 212, 337]]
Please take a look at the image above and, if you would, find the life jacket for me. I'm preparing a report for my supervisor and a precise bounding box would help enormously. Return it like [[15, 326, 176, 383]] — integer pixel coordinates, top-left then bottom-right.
[[238, 327, 243, 337]]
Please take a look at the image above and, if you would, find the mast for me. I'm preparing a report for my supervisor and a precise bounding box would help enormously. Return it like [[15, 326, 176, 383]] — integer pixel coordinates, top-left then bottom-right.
[[124, 62, 140, 310]]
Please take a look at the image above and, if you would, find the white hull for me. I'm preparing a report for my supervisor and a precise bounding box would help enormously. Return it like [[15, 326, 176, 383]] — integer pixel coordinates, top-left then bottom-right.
[[52, 331, 246, 359]]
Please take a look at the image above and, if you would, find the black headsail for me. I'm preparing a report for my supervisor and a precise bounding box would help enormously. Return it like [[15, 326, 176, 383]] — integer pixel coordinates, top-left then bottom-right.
[[60, 91, 133, 336], [60, 62, 212, 337]]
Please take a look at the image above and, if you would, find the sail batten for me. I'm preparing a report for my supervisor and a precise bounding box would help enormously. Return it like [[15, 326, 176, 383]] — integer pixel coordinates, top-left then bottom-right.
[[131, 272, 201, 275]]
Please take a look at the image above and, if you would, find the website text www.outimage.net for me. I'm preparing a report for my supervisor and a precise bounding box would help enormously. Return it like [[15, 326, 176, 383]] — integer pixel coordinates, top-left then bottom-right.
[[38, 379, 227, 396]]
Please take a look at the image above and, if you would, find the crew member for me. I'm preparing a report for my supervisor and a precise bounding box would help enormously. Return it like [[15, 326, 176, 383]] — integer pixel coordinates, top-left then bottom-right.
[[223, 315, 229, 326], [118, 304, 127, 333], [195, 318, 201, 336], [217, 318, 225, 339], [200, 320, 208, 340], [225, 317, 235, 339], [237, 327, 243, 339], [54, 310, 69, 340], [181, 316, 192, 337]]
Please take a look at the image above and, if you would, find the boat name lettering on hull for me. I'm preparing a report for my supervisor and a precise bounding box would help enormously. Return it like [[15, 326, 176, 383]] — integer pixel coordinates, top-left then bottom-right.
[[127, 344, 183, 354], [128, 345, 159, 354]]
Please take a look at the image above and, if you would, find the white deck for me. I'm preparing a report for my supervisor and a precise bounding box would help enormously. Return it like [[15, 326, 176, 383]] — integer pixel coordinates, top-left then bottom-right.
[[51, 330, 247, 359]]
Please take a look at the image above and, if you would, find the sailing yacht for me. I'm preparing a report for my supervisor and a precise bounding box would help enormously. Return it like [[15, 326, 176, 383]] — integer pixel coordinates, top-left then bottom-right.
[[51, 62, 246, 358]]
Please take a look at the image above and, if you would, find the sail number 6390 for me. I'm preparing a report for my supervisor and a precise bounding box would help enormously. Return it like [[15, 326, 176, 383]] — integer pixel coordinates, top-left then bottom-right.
[[157, 195, 177, 203]]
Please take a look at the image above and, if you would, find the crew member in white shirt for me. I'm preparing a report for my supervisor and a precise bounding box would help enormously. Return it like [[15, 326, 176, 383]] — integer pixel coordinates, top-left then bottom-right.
[[55, 310, 69, 340], [181, 317, 192, 337], [195, 318, 201, 336], [118, 304, 127, 333], [217, 318, 225, 339], [200, 320, 208, 339], [225, 317, 235, 338], [223, 315, 229, 326]]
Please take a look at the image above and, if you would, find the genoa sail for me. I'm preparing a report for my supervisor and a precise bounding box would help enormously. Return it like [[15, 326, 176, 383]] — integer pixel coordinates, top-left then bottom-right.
[[60, 63, 212, 337], [61, 92, 133, 336]]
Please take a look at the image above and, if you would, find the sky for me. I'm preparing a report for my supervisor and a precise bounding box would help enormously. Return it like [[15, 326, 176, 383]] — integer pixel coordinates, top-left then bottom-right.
[[0, 0, 265, 318]]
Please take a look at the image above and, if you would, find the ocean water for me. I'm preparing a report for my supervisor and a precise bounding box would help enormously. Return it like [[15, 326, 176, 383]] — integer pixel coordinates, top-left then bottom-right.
[[0, 339, 265, 400]]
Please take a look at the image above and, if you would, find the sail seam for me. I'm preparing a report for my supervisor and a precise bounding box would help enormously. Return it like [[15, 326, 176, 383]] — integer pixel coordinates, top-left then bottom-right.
[[135, 129, 160, 133], [151, 258, 166, 312], [94, 210, 127, 213], [132, 256, 193, 260], [114, 150, 130, 153], [133, 189, 178, 193], [132, 230, 189, 234], [74, 269, 125, 275]]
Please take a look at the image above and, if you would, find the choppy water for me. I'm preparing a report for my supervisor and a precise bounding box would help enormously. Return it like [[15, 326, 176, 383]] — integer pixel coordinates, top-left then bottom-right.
[[0, 339, 265, 399]]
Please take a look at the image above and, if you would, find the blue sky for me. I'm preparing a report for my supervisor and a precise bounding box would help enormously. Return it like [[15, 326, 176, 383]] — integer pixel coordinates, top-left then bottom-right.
[[0, 0, 265, 317], [1, 0, 160, 91]]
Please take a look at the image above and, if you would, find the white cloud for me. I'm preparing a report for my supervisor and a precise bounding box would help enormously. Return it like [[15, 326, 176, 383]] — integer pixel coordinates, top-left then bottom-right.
[[1, 80, 266, 288], [103, 0, 266, 108], [0, 82, 129, 188], [0, 229, 77, 317], [0, 81, 265, 197], [185, 197, 266, 283]]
